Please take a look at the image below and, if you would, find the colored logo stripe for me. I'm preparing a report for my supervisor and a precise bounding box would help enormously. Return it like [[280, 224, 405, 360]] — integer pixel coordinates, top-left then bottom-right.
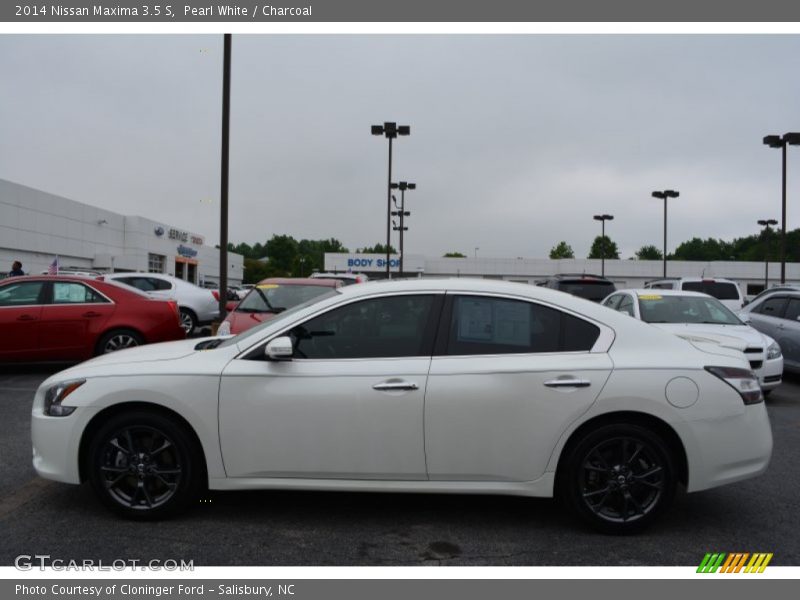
[[697, 553, 773, 573]]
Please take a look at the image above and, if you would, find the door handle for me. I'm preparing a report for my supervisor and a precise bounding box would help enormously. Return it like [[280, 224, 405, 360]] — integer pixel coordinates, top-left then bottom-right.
[[372, 381, 419, 391], [82, 311, 103, 318], [16, 314, 36, 321], [544, 378, 591, 388]]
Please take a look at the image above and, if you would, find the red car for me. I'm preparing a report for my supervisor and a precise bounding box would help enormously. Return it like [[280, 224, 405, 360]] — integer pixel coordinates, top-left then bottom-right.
[[0, 275, 185, 362], [219, 277, 342, 335]]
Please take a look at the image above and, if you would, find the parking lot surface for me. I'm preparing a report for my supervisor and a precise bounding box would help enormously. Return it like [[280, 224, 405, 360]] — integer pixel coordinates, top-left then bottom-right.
[[1, 363, 799, 566]]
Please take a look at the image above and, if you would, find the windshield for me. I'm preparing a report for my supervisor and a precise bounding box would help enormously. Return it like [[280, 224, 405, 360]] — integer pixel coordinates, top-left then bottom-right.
[[217, 289, 340, 349], [638, 294, 742, 325], [236, 283, 335, 314]]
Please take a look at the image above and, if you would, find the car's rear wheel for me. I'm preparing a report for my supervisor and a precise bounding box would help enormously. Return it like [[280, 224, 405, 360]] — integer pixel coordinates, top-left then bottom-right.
[[179, 308, 197, 335], [86, 411, 202, 519], [559, 423, 676, 534], [96, 329, 144, 355]]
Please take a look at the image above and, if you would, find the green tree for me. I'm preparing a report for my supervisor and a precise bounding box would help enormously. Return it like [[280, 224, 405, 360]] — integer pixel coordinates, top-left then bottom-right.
[[588, 236, 620, 260], [264, 234, 299, 273], [635, 245, 663, 260], [357, 243, 397, 254], [549, 241, 575, 259], [443, 252, 467, 258]]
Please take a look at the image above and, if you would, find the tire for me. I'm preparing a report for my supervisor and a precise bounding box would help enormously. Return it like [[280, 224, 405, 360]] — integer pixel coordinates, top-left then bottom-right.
[[179, 308, 197, 335], [96, 329, 144, 356], [558, 423, 676, 534], [86, 410, 203, 520]]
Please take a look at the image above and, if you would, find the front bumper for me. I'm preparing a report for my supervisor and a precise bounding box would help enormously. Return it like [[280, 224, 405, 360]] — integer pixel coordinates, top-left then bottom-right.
[[756, 355, 783, 391]]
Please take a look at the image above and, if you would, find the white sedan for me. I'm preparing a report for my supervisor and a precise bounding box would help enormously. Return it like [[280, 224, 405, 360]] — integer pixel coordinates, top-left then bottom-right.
[[31, 279, 772, 533], [601, 289, 783, 393]]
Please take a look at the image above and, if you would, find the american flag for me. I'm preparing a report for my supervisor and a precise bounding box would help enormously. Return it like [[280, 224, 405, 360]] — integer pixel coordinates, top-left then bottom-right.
[[47, 256, 59, 275]]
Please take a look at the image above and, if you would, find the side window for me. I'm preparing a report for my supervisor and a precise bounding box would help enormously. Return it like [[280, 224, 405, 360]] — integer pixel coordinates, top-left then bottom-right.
[[446, 296, 599, 355], [783, 298, 800, 322], [146, 278, 172, 291], [289, 295, 435, 359], [116, 277, 149, 291], [603, 294, 622, 309], [757, 296, 787, 317], [52, 282, 108, 304], [0, 281, 45, 306], [617, 295, 635, 316]]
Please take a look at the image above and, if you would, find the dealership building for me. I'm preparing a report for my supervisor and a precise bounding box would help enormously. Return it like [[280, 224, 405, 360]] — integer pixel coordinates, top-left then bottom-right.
[[0, 179, 242, 286], [324, 252, 800, 298]]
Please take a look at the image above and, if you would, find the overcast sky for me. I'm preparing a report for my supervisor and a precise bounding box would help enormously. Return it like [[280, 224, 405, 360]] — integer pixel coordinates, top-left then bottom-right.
[[2, 34, 800, 259]]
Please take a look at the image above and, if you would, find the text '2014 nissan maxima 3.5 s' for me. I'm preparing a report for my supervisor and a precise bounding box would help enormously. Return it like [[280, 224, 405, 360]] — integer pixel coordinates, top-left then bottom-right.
[[31, 279, 772, 533]]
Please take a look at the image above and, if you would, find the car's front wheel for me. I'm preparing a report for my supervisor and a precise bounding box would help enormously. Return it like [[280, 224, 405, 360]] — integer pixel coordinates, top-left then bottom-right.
[[86, 411, 203, 519], [559, 423, 676, 534]]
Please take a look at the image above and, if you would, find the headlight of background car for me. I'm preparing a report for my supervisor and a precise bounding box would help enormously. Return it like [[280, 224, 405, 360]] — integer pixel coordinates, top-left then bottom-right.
[[43, 380, 85, 416], [767, 342, 782, 360], [217, 321, 231, 336]]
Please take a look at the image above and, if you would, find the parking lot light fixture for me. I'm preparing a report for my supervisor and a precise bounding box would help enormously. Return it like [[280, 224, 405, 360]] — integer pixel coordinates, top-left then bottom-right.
[[763, 133, 800, 284], [391, 181, 415, 277], [372, 122, 411, 278], [592, 214, 614, 277], [651, 189, 680, 278], [758, 218, 779, 290]]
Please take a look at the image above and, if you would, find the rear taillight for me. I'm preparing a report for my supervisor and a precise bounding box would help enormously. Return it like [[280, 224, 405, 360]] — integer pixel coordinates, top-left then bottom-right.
[[705, 366, 763, 405], [211, 290, 220, 301], [168, 300, 180, 323]]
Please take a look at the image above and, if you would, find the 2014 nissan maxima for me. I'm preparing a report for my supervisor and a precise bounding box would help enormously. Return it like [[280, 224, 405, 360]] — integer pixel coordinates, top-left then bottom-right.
[[31, 279, 772, 533]]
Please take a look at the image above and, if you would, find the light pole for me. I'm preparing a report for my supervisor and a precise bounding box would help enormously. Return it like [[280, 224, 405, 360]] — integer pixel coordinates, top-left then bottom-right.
[[391, 181, 415, 277], [218, 33, 232, 321], [651, 189, 679, 278], [372, 122, 410, 278], [763, 133, 800, 284], [758, 218, 778, 290], [592, 214, 614, 277]]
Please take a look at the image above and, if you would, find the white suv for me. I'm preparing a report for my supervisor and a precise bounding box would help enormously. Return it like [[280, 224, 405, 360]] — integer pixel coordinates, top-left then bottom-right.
[[102, 273, 219, 334], [644, 277, 744, 311]]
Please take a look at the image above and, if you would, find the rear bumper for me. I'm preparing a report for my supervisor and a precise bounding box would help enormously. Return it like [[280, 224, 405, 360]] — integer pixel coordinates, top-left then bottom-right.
[[678, 403, 773, 493]]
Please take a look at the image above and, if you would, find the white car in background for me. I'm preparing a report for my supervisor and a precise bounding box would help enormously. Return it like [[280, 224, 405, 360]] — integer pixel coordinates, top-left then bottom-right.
[[31, 279, 772, 533], [602, 289, 783, 393], [101, 273, 219, 335], [644, 277, 745, 311]]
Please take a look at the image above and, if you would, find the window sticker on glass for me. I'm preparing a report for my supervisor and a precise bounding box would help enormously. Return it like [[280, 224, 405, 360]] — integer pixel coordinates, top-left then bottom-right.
[[458, 298, 494, 341], [54, 284, 86, 303], [257, 284, 279, 289], [493, 300, 530, 346], [639, 294, 663, 301]]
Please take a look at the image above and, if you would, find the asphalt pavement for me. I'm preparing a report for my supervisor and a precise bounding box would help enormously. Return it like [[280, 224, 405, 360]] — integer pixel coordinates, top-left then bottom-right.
[[1, 362, 798, 566]]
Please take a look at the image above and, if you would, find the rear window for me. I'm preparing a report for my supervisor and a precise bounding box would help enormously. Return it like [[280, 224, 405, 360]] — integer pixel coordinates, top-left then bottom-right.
[[681, 281, 740, 300], [558, 281, 616, 302]]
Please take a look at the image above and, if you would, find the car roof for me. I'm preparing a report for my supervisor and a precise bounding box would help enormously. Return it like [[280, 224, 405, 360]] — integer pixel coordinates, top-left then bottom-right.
[[616, 288, 712, 299], [257, 277, 342, 287], [648, 277, 738, 283]]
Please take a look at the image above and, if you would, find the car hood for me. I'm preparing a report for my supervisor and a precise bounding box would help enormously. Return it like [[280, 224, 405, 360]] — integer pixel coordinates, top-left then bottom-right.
[[650, 323, 765, 351], [226, 309, 278, 334]]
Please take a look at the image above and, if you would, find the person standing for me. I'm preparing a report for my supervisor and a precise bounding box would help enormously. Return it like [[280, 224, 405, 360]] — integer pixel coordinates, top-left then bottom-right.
[[8, 261, 24, 277]]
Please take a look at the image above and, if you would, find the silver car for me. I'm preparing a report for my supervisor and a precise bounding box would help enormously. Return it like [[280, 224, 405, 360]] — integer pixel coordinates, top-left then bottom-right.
[[102, 273, 219, 335], [740, 291, 800, 373]]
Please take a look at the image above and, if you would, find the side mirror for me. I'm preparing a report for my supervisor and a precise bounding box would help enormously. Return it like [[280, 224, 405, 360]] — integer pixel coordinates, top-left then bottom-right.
[[741, 315, 752, 325], [265, 336, 293, 360]]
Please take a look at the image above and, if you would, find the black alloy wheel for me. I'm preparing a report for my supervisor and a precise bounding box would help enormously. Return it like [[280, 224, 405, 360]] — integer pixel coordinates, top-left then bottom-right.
[[87, 411, 202, 519], [560, 423, 676, 534]]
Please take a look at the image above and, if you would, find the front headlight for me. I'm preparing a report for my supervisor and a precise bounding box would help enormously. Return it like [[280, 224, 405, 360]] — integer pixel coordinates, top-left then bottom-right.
[[767, 342, 782, 360], [43, 380, 85, 416]]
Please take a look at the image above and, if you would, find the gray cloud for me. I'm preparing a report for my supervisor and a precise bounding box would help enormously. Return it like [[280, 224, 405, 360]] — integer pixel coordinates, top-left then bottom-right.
[[2, 34, 799, 259]]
